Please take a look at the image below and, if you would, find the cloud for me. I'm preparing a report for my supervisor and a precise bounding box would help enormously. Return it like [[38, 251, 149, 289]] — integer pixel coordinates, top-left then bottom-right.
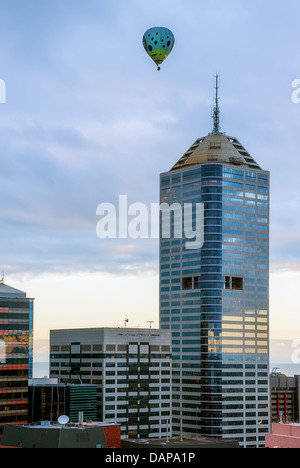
[[0, 0, 300, 285], [0, 108, 173, 277], [270, 339, 296, 363], [271, 262, 300, 273]]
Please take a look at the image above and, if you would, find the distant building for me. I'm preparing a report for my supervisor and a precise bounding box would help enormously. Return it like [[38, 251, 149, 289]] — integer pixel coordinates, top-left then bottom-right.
[[28, 378, 97, 423], [265, 422, 300, 449], [49, 327, 172, 439], [0, 421, 120, 448], [0, 281, 34, 434], [270, 373, 300, 423]]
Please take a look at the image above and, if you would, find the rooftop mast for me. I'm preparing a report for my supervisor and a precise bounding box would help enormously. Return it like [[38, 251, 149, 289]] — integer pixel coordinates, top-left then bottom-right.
[[211, 74, 223, 135]]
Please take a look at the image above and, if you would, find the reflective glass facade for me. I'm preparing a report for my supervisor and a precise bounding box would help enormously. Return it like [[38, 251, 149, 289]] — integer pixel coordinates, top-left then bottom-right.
[[28, 384, 98, 423], [160, 146, 270, 448], [0, 285, 34, 434]]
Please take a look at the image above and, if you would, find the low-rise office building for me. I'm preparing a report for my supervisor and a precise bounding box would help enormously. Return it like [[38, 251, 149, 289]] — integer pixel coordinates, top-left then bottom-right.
[[49, 327, 172, 439], [270, 373, 300, 423], [0, 421, 120, 448], [28, 378, 97, 423]]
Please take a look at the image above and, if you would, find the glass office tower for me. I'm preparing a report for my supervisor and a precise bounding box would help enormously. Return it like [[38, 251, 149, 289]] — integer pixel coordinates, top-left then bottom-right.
[[0, 281, 34, 433], [159, 127, 270, 448]]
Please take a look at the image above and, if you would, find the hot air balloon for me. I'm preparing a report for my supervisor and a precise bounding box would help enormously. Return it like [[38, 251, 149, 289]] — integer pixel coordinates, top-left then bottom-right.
[[143, 27, 175, 71]]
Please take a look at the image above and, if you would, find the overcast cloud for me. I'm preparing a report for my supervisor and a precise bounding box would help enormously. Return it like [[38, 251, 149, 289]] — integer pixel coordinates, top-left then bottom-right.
[[0, 0, 300, 282]]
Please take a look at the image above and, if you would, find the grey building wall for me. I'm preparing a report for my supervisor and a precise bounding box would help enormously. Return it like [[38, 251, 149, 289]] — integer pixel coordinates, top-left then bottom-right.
[[50, 328, 172, 440]]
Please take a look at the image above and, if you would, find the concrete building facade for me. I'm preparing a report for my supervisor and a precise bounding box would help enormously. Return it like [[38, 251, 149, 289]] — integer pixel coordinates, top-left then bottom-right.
[[49, 327, 172, 439]]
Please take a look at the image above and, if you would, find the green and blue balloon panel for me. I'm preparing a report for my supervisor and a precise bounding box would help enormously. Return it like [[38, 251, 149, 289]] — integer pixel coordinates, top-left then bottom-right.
[[143, 27, 175, 70]]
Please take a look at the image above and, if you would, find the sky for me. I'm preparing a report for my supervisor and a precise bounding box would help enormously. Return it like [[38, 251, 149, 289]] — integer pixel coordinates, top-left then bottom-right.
[[0, 0, 300, 370]]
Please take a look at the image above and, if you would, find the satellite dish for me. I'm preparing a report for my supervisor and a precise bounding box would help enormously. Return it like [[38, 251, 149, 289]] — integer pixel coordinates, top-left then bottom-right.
[[58, 415, 69, 425]]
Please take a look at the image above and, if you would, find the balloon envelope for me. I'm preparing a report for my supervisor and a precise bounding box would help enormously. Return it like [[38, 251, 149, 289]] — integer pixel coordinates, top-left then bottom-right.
[[143, 27, 175, 68]]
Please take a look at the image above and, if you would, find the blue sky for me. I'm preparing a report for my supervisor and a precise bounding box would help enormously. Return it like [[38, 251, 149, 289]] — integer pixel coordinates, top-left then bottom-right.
[[0, 1, 300, 367]]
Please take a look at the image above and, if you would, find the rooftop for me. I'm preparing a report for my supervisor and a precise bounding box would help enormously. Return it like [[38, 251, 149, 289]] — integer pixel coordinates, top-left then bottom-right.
[[0, 282, 27, 299], [170, 75, 264, 173], [121, 436, 240, 449], [50, 327, 169, 337], [22, 421, 119, 429], [170, 134, 262, 172], [0, 421, 121, 449], [29, 378, 97, 387]]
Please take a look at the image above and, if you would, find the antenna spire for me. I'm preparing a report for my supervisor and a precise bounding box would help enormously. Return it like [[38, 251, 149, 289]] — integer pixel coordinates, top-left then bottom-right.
[[211, 74, 223, 135]]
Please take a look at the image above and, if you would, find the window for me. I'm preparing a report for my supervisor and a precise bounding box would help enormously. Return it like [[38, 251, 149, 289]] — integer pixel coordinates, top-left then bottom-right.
[[182, 277, 193, 290], [106, 345, 115, 352], [232, 277, 243, 290], [224, 276, 244, 291], [210, 142, 222, 149], [182, 277, 199, 290], [161, 176, 170, 187]]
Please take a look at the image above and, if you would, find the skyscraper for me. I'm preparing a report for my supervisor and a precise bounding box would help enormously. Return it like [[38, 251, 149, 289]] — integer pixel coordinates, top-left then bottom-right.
[[0, 280, 34, 433], [159, 77, 270, 448]]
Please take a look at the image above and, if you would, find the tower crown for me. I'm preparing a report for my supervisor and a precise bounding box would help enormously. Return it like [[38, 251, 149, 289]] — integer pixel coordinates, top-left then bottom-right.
[[171, 134, 262, 171], [170, 75, 263, 172]]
